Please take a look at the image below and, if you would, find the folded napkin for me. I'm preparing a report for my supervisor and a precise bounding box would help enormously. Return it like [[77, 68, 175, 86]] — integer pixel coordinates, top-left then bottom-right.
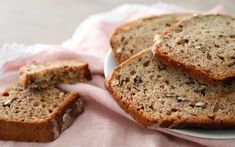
[[0, 3, 233, 147]]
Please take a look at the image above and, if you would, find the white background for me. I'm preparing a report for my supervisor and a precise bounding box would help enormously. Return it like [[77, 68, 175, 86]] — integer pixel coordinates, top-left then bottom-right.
[[0, 0, 234, 46]]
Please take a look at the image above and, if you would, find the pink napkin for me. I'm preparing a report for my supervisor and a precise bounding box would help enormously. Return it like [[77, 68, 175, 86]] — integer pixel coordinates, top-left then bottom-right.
[[0, 3, 233, 147]]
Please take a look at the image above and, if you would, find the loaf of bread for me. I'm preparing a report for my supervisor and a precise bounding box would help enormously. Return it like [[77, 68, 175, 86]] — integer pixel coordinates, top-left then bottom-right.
[[19, 60, 92, 88], [153, 14, 235, 83], [110, 13, 191, 64], [0, 83, 84, 142], [106, 49, 235, 129]]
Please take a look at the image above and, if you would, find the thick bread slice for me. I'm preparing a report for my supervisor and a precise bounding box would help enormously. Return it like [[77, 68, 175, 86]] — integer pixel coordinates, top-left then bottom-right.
[[111, 13, 191, 64], [19, 60, 92, 88], [153, 14, 235, 83], [0, 84, 84, 142], [106, 49, 235, 129]]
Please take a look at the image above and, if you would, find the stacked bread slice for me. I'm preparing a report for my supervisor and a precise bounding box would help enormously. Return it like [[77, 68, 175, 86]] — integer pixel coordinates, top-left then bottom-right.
[[110, 13, 191, 64], [153, 14, 235, 83], [106, 14, 235, 129], [0, 60, 91, 142]]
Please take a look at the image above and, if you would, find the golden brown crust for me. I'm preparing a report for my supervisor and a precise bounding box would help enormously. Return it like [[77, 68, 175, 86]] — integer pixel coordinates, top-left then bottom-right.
[[0, 119, 54, 142], [105, 49, 235, 129], [105, 80, 153, 128], [154, 45, 235, 84], [155, 45, 218, 83], [110, 13, 192, 64], [153, 14, 235, 83], [0, 92, 84, 142]]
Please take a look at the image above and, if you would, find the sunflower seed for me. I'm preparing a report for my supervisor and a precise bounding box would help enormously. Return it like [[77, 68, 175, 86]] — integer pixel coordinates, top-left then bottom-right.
[[195, 45, 201, 49], [3, 98, 13, 107], [111, 80, 119, 86], [177, 96, 187, 102], [154, 34, 162, 44], [116, 47, 122, 53], [195, 102, 206, 107], [59, 92, 65, 98]]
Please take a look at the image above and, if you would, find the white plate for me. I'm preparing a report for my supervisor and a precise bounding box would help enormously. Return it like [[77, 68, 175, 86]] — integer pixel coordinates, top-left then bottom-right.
[[104, 49, 235, 139]]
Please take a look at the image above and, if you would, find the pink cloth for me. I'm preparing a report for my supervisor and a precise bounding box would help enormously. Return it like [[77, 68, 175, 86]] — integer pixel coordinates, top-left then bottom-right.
[[0, 3, 233, 147]]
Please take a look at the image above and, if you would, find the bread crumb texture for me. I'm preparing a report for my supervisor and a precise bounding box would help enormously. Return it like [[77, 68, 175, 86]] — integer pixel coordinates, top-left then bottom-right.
[[107, 49, 235, 129], [155, 14, 235, 82], [111, 14, 191, 64]]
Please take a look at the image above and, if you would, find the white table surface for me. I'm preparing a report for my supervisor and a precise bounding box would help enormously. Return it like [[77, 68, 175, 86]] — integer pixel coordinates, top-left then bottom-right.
[[0, 0, 234, 46]]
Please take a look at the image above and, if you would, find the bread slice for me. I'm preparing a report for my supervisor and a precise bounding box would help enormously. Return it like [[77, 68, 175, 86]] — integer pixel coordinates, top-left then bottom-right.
[[153, 14, 235, 83], [106, 49, 235, 129], [0, 83, 84, 142], [110, 13, 191, 64], [19, 60, 92, 88]]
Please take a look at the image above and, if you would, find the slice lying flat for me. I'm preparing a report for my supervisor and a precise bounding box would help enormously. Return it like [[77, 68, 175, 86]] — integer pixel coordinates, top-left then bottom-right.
[[19, 60, 92, 88], [153, 14, 235, 83], [110, 13, 191, 64], [106, 49, 235, 129], [0, 84, 84, 142]]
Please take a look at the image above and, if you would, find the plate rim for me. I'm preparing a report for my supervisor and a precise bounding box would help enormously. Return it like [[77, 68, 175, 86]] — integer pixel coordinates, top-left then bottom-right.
[[104, 50, 113, 78]]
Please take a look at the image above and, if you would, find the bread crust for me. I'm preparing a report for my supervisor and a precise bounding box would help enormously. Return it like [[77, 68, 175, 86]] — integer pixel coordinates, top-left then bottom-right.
[[110, 13, 192, 64], [106, 49, 235, 129], [0, 92, 84, 142], [153, 14, 235, 83]]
